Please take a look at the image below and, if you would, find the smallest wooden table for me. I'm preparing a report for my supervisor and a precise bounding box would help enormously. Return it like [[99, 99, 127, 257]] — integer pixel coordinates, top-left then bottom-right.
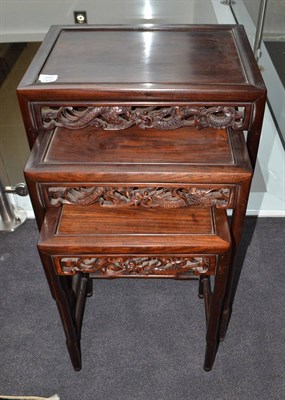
[[38, 205, 231, 371]]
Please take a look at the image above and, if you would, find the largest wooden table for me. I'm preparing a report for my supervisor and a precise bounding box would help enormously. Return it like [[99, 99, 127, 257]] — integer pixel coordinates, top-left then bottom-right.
[[17, 25, 266, 370]]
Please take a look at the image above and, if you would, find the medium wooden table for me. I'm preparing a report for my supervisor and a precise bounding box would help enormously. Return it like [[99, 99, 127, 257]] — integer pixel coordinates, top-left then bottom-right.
[[18, 24, 266, 371]]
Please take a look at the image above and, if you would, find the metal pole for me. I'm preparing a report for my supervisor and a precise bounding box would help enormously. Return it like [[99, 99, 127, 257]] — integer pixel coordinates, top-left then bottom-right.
[[253, 0, 268, 61], [0, 179, 15, 223]]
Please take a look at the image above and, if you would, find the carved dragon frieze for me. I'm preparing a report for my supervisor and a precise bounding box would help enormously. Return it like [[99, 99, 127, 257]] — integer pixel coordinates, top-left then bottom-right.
[[55, 256, 212, 276], [48, 186, 231, 208], [41, 105, 245, 131]]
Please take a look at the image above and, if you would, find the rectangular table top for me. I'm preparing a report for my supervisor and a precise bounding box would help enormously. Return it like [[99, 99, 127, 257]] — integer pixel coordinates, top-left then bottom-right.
[[18, 25, 265, 102], [39, 205, 230, 255], [25, 126, 252, 184], [40, 29, 245, 85]]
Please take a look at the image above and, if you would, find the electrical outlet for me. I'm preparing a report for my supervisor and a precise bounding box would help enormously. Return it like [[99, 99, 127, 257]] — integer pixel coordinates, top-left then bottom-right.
[[74, 11, 87, 24]]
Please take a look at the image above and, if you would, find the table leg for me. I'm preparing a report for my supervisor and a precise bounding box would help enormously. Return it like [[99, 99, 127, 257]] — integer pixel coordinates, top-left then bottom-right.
[[204, 251, 230, 371], [219, 179, 251, 340], [38, 252, 82, 371]]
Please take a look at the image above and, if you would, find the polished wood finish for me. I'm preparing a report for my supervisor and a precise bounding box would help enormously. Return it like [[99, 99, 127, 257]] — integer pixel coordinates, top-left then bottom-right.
[[25, 127, 251, 181], [39, 29, 246, 84], [45, 127, 234, 165], [18, 25, 266, 371], [39, 205, 230, 256], [17, 25, 266, 150], [24, 126, 251, 223], [38, 204, 231, 370]]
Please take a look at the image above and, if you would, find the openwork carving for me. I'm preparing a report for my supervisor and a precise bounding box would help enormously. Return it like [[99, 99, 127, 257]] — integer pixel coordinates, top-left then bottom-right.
[[48, 186, 231, 208], [41, 105, 245, 131], [55, 256, 212, 276]]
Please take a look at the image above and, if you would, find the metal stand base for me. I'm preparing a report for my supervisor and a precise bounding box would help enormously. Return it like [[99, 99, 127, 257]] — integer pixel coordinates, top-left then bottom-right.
[[0, 180, 28, 232], [0, 206, 27, 232]]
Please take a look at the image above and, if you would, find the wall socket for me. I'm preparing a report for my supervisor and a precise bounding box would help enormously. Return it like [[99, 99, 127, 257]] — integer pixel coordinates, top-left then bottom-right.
[[74, 11, 87, 24]]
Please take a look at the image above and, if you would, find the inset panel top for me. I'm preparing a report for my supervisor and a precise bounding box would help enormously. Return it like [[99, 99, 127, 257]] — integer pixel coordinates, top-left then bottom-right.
[[40, 29, 245, 85], [18, 25, 266, 101]]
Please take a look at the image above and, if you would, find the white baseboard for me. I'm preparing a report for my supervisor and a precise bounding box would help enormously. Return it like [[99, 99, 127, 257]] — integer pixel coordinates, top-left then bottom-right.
[[247, 192, 285, 217]]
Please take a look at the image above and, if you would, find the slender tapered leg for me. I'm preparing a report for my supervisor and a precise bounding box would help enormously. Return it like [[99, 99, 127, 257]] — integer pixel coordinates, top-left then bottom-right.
[[200, 275, 211, 324], [219, 179, 252, 340], [74, 273, 89, 339], [204, 252, 230, 371], [38, 252, 82, 371]]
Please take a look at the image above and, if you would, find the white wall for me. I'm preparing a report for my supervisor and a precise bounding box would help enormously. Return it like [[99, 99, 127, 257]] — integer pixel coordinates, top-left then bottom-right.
[[0, 0, 217, 43]]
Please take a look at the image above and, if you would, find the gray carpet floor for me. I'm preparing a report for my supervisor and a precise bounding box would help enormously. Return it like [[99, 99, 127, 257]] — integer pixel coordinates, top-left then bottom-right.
[[0, 217, 284, 400]]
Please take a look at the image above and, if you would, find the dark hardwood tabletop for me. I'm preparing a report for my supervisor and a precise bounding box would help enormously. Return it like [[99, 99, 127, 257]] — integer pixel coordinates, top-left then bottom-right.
[[39, 29, 246, 85], [39, 205, 230, 255], [18, 24, 265, 102]]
